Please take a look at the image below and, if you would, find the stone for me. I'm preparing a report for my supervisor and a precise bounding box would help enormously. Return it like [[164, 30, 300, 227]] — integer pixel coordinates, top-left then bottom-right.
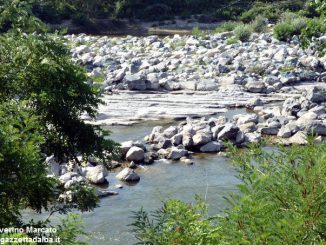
[[235, 131, 245, 145], [235, 114, 259, 125], [182, 134, 193, 148], [85, 165, 108, 184], [248, 97, 263, 107], [192, 132, 212, 146], [305, 87, 326, 104], [97, 189, 119, 197], [277, 123, 299, 138], [245, 132, 261, 143], [163, 126, 178, 138], [116, 168, 140, 182], [277, 126, 292, 138], [211, 125, 225, 138], [239, 122, 257, 133], [217, 123, 239, 140], [196, 79, 218, 91], [123, 74, 146, 90], [59, 172, 76, 184], [157, 138, 173, 149], [126, 146, 145, 162], [289, 131, 308, 145], [120, 140, 133, 157], [261, 125, 279, 135], [168, 148, 188, 160], [200, 141, 221, 153], [180, 157, 194, 165], [305, 120, 326, 136], [171, 133, 183, 146], [245, 79, 266, 93], [157, 148, 169, 158]]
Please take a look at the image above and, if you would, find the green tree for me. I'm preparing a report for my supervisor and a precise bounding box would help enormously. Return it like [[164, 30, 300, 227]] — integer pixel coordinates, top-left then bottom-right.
[[0, 101, 55, 226]]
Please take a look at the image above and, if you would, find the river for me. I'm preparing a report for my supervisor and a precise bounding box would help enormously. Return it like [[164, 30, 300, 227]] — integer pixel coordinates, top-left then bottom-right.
[[26, 109, 247, 244]]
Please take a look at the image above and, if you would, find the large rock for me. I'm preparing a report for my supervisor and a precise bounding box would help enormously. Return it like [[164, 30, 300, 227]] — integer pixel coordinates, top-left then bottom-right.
[[235, 114, 259, 125], [157, 138, 173, 149], [171, 133, 183, 146], [116, 168, 140, 182], [200, 141, 221, 152], [277, 123, 299, 138], [305, 120, 326, 136], [305, 87, 326, 104], [261, 125, 279, 135], [123, 74, 146, 90], [217, 123, 239, 140], [120, 140, 133, 157], [126, 146, 145, 162], [163, 126, 178, 138], [168, 148, 188, 160], [245, 79, 266, 93], [289, 131, 308, 145], [85, 165, 108, 184], [245, 132, 261, 143], [239, 122, 257, 133], [192, 132, 212, 146], [196, 79, 218, 91]]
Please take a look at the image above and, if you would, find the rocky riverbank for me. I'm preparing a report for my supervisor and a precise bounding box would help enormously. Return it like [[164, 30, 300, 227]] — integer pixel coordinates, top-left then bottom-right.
[[47, 31, 326, 198], [66, 32, 325, 125]]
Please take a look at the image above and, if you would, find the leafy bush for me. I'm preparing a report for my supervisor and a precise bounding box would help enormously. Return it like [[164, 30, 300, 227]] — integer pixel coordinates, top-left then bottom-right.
[[132, 141, 326, 244], [131, 197, 219, 244], [300, 17, 326, 55], [273, 22, 295, 41], [273, 16, 307, 41], [191, 26, 207, 39], [214, 21, 240, 33], [234, 24, 253, 42], [240, 2, 281, 23], [251, 15, 268, 33]]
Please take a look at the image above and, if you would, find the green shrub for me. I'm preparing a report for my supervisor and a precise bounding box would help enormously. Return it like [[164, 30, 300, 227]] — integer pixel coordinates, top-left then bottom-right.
[[226, 37, 238, 45], [132, 141, 326, 244], [273, 21, 295, 41], [191, 26, 207, 39], [251, 15, 268, 33], [131, 197, 219, 244], [214, 21, 240, 33], [273, 16, 307, 41], [300, 17, 326, 55], [234, 24, 253, 42], [240, 2, 281, 23]]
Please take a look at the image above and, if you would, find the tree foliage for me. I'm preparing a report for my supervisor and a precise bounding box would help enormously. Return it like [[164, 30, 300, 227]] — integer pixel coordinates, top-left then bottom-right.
[[0, 101, 55, 226], [131, 141, 326, 244], [0, 0, 118, 240]]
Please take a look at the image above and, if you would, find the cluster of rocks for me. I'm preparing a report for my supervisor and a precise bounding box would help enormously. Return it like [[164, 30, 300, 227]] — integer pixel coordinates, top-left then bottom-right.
[[46, 155, 118, 199], [117, 86, 326, 177], [257, 87, 326, 144], [67, 32, 326, 94]]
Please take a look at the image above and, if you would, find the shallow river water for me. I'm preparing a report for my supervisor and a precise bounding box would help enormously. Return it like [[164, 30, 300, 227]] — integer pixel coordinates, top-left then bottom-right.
[[27, 109, 248, 244]]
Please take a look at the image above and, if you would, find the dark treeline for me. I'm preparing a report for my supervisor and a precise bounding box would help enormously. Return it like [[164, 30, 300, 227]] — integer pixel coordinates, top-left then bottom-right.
[[33, 0, 308, 23]]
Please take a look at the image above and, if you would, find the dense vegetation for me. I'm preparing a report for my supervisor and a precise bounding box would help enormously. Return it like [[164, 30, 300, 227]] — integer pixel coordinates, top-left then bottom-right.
[[131, 141, 326, 244], [0, 0, 119, 242]]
